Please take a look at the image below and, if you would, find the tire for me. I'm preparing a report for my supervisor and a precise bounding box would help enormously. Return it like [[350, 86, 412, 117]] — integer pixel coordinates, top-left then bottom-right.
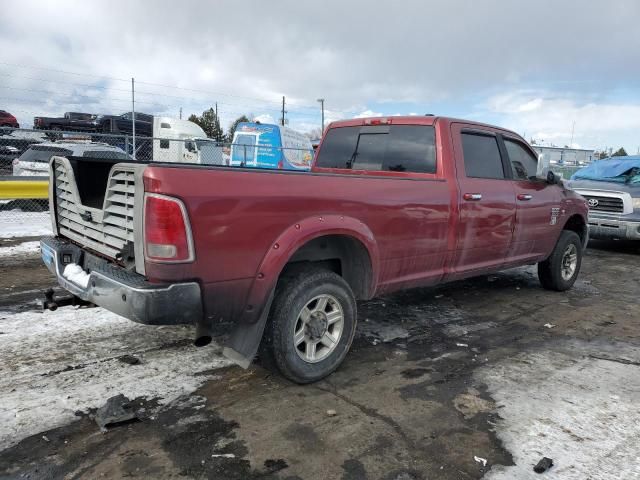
[[538, 230, 583, 291], [262, 266, 357, 384]]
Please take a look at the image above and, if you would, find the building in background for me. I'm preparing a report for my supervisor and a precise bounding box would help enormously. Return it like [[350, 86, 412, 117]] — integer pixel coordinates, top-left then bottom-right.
[[533, 145, 596, 166]]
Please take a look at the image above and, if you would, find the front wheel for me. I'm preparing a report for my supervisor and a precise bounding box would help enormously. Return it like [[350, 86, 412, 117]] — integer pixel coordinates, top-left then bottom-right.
[[538, 230, 583, 291], [262, 266, 357, 384]]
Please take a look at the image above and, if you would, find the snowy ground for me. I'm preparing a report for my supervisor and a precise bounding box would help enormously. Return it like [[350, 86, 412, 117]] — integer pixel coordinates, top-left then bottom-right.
[[481, 340, 640, 480], [1, 237, 639, 479], [0, 305, 231, 451], [0, 211, 51, 238], [0, 240, 40, 257]]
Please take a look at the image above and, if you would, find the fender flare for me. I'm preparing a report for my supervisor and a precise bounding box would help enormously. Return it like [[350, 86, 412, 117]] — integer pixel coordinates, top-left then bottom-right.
[[249, 214, 378, 321], [223, 215, 379, 367]]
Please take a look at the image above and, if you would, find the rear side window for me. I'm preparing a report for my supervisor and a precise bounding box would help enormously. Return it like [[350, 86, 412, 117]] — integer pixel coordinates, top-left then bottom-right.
[[316, 125, 436, 173], [18, 146, 73, 163], [504, 139, 538, 180], [461, 133, 505, 179]]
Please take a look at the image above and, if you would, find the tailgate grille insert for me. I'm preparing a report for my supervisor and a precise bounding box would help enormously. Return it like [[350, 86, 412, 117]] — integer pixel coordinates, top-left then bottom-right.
[[53, 158, 137, 260]]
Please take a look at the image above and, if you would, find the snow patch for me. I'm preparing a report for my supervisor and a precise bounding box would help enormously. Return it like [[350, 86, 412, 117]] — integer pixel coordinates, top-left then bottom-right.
[[0, 306, 231, 451], [63, 263, 90, 288], [0, 241, 40, 258], [479, 340, 640, 479], [0, 212, 51, 238]]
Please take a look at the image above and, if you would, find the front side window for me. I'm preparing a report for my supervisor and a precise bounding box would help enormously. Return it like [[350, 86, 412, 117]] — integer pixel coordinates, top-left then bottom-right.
[[315, 125, 436, 173], [504, 138, 539, 180], [461, 133, 505, 179]]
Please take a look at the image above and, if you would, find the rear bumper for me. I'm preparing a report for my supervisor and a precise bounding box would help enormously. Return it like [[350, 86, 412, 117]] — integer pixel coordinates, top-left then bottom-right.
[[40, 236, 202, 325], [587, 213, 640, 241]]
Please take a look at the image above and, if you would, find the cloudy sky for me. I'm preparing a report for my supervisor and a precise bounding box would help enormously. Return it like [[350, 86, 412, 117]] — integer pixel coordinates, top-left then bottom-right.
[[1, 0, 639, 151]]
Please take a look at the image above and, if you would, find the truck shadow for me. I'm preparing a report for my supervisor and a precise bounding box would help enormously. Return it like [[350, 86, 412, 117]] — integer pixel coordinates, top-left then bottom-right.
[[587, 239, 640, 255]]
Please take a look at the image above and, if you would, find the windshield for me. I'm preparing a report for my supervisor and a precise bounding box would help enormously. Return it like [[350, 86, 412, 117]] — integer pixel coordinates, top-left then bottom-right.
[[571, 158, 640, 185], [18, 146, 73, 163]]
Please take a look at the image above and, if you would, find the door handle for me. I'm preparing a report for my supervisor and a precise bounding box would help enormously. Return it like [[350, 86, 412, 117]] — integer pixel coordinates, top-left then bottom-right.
[[463, 193, 482, 201], [517, 194, 533, 201]]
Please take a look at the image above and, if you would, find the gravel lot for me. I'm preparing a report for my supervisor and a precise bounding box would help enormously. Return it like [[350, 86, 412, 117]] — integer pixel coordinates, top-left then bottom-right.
[[0, 238, 639, 479]]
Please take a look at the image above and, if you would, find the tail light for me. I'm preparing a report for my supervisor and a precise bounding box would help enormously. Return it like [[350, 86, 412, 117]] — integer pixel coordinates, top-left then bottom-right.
[[144, 193, 194, 262], [364, 117, 391, 125]]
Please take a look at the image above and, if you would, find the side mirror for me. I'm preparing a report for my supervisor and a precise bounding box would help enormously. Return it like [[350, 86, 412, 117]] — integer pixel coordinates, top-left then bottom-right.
[[535, 153, 560, 184]]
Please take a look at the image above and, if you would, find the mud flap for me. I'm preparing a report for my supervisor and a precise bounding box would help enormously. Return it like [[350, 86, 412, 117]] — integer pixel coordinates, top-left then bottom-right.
[[222, 290, 275, 369]]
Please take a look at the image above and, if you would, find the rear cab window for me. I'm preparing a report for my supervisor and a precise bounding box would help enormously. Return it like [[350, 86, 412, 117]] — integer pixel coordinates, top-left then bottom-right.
[[315, 124, 437, 176], [83, 150, 131, 160], [18, 146, 73, 163]]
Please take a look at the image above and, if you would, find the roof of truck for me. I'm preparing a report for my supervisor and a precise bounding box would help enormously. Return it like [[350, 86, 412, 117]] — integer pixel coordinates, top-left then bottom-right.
[[327, 115, 521, 137]]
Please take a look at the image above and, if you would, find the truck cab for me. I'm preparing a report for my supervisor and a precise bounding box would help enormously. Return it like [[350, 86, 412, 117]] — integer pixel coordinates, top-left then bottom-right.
[[151, 116, 221, 164]]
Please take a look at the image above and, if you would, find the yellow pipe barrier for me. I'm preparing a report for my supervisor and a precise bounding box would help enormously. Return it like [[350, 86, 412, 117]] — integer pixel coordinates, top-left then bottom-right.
[[0, 178, 49, 200]]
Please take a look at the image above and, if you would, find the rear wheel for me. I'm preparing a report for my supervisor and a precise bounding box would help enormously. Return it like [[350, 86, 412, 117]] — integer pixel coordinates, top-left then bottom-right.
[[262, 266, 357, 384], [538, 230, 582, 291]]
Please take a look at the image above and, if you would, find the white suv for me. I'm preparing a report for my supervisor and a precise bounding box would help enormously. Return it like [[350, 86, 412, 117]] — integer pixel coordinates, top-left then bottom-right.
[[12, 141, 132, 176]]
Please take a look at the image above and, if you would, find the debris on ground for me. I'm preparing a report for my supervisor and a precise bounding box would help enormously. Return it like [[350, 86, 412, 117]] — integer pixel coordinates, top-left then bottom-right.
[[211, 453, 236, 458], [118, 354, 141, 365], [544, 323, 556, 329], [263, 459, 288, 474], [326, 409, 337, 417], [533, 456, 554, 473], [474, 455, 488, 467], [94, 394, 139, 431], [456, 342, 469, 347], [453, 390, 495, 419]]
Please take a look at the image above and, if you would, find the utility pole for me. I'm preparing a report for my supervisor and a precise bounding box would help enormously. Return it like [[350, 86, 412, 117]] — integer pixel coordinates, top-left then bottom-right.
[[131, 77, 136, 160], [317, 98, 325, 132], [281, 96, 286, 126], [179, 107, 182, 119], [215, 102, 218, 118], [570, 120, 575, 147]]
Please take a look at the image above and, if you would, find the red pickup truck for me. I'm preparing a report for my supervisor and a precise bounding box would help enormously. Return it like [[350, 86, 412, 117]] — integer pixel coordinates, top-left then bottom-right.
[[41, 116, 589, 383]]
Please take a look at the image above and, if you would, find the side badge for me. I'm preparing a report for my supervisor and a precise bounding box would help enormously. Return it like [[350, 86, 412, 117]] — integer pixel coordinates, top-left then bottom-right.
[[550, 207, 560, 225]]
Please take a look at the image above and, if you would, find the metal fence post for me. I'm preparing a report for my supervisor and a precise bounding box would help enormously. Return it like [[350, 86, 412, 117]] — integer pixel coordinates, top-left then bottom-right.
[[131, 77, 136, 160]]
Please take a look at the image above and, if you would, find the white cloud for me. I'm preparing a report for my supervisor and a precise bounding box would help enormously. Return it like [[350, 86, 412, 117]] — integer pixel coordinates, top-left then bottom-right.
[[253, 113, 276, 124], [1, 0, 639, 148], [355, 109, 383, 118], [485, 91, 640, 150]]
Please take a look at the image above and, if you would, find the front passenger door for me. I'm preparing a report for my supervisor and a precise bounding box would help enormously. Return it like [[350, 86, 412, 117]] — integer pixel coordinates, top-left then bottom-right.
[[503, 137, 561, 261]]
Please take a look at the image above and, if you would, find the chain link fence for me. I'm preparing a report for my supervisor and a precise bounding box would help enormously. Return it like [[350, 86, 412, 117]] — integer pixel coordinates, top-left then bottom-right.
[[0, 126, 314, 239]]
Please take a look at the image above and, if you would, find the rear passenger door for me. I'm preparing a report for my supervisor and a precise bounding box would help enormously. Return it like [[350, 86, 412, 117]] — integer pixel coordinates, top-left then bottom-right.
[[314, 122, 451, 288], [503, 136, 561, 261], [450, 124, 516, 276]]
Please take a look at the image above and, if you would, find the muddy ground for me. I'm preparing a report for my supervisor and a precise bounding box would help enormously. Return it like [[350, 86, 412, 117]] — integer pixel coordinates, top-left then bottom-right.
[[0, 239, 639, 480]]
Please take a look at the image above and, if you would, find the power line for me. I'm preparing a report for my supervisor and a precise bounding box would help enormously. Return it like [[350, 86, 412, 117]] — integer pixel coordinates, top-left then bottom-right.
[[0, 61, 322, 110], [0, 74, 328, 118]]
